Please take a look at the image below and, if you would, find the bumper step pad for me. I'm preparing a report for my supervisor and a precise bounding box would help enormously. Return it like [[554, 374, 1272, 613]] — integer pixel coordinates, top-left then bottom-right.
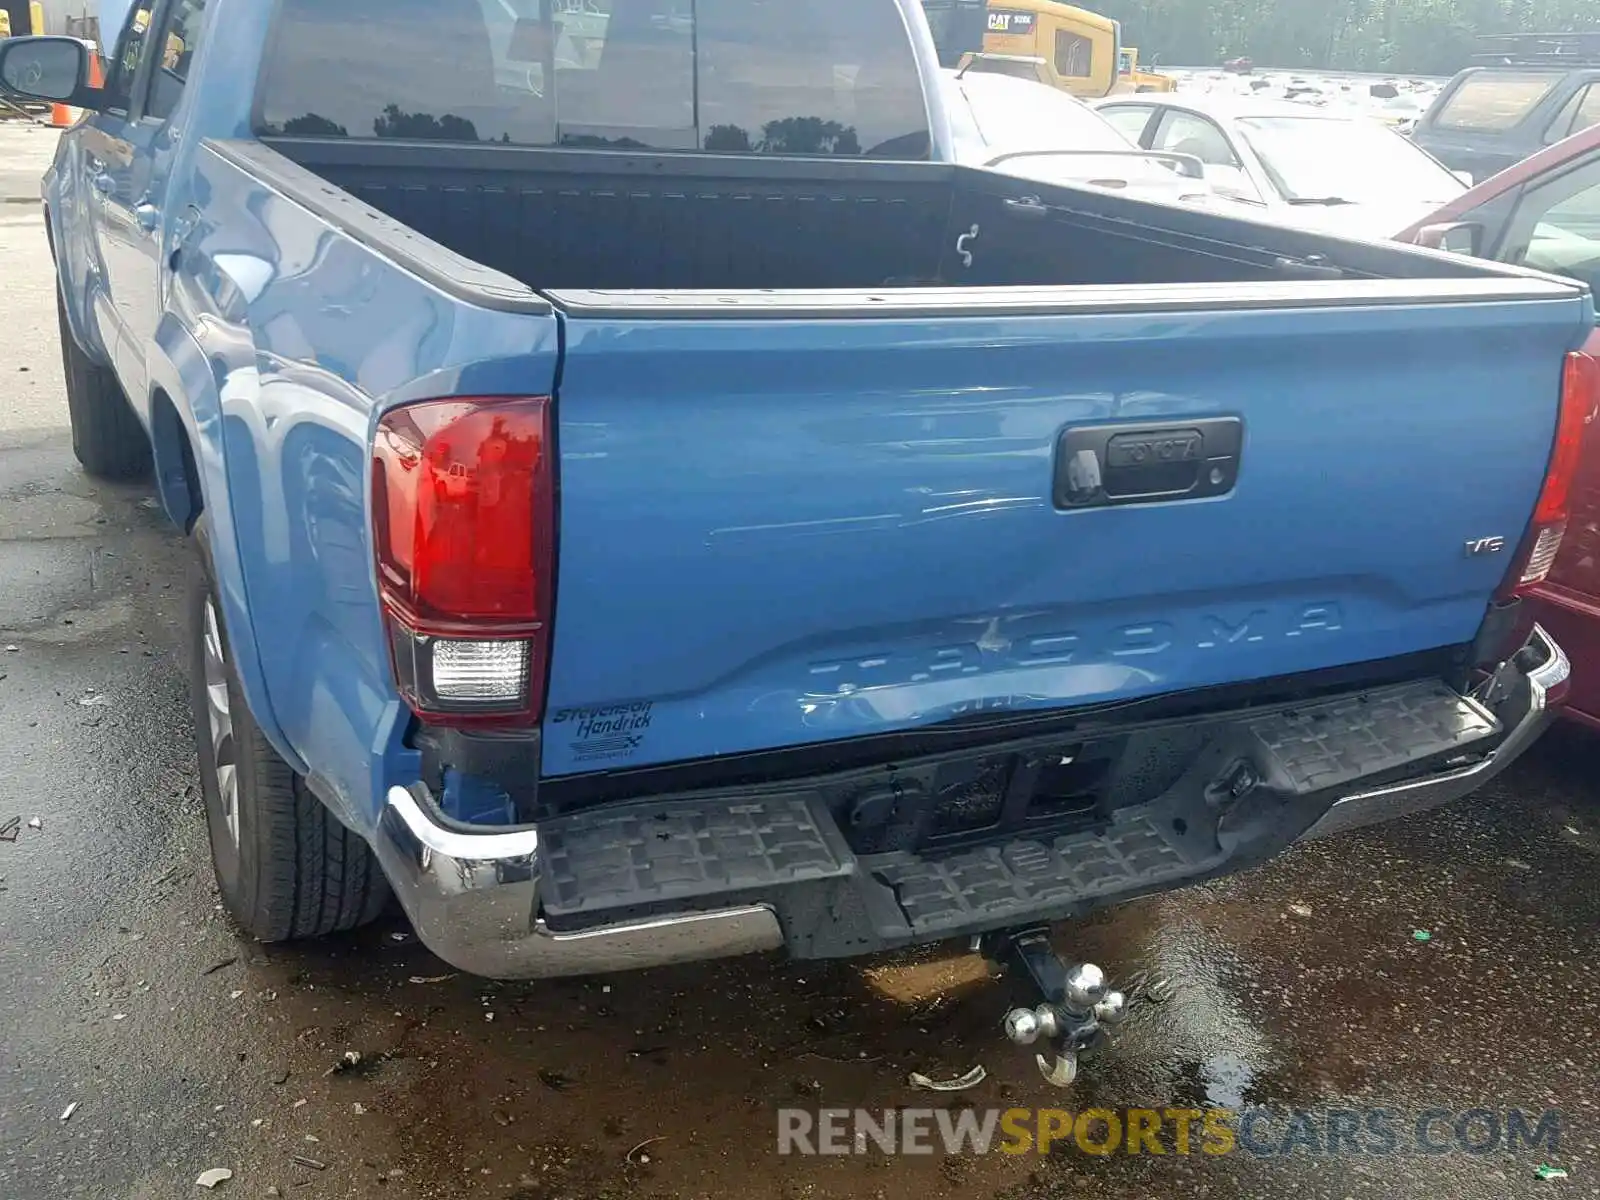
[[1242, 679, 1498, 794], [539, 795, 853, 919], [538, 679, 1499, 940], [869, 679, 1500, 939], [872, 817, 1190, 938]]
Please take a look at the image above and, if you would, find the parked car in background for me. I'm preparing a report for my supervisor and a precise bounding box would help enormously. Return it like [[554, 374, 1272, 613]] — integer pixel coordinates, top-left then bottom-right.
[[943, 69, 1213, 204], [1412, 33, 1600, 184], [1095, 94, 1467, 238], [1399, 122, 1600, 730]]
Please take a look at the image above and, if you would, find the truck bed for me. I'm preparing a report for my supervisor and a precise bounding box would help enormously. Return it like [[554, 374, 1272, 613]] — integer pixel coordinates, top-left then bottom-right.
[[257, 137, 1491, 293]]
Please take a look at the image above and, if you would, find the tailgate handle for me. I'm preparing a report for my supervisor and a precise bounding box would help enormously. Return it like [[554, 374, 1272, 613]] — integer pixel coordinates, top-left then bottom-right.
[[1054, 417, 1243, 510]]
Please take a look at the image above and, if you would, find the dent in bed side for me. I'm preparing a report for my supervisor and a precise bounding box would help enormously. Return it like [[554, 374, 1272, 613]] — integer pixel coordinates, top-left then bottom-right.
[[180, 144, 562, 833], [43, 136, 117, 371]]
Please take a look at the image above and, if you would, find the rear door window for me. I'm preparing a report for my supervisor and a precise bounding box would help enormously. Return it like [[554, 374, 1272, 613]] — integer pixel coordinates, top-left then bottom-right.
[[103, 4, 157, 115], [1151, 110, 1236, 166], [1152, 109, 1261, 201], [1433, 71, 1562, 133], [1545, 83, 1600, 145], [257, 0, 931, 159], [1503, 156, 1600, 291], [146, 0, 209, 121], [1099, 104, 1155, 143]]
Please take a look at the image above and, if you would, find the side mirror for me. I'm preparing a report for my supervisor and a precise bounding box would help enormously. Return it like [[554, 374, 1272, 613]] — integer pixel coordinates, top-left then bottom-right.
[[1148, 152, 1204, 180], [1452, 170, 1475, 187], [1415, 221, 1483, 256], [0, 36, 98, 109]]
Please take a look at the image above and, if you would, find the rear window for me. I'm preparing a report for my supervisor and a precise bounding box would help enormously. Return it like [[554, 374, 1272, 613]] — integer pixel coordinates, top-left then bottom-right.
[[256, 0, 931, 159], [1433, 71, 1562, 133]]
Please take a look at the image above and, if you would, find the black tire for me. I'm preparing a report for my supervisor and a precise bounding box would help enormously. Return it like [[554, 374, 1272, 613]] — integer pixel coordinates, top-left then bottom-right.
[[188, 518, 389, 941], [55, 286, 151, 480]]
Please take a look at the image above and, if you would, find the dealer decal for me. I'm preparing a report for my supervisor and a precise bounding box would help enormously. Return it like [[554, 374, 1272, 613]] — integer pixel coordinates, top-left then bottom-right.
[[552, 702, 654, 763]]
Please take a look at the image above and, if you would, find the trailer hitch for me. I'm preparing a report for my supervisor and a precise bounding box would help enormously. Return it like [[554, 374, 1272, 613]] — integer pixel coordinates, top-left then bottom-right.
[[980, 927, 1128, 1086]]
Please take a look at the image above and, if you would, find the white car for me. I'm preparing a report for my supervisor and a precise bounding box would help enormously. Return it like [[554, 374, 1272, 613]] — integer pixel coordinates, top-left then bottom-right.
[[1094, 94, 1467, 238], [941, 69, 1215, 207]]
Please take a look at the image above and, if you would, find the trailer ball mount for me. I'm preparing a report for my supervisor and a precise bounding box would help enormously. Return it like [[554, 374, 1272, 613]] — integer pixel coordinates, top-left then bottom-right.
[[980, 927, 1129, 1086]]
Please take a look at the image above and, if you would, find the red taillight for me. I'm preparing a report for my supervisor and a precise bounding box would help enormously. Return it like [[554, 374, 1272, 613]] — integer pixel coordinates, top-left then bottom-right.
[[372, 397, 554, 726], [1500, 352, 1600, 599]]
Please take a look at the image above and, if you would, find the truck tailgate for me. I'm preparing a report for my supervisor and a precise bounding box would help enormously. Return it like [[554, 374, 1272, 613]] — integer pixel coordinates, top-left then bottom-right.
[[540, 279, 1589, 776]]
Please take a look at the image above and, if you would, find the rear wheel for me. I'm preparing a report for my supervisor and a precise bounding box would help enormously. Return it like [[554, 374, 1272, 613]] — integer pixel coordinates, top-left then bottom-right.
[[55, 288, 150, 480], [189, 519, 389, 940]]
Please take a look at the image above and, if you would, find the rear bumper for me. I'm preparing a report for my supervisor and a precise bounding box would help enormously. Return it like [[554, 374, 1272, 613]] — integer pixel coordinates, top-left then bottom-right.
[[373, 789, 784, 979], [1522, 584, 1600, 727], [1297, 622, 1567, 838], [375, 626, 1567, 980]]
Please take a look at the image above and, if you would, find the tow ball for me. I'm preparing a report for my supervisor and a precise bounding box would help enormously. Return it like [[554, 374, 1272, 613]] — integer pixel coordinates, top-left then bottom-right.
[[979, 927, 1127, 1087]]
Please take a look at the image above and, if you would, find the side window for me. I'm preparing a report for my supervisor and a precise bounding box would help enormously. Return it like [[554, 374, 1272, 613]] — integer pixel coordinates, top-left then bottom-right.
[[1433, 71, 1561, 133], [1544, 87, 1585, 145], [146, 0, 209, 121], [1152, 111, 1236, 166], [1566, 84, 1600, 142], [1153, 110, 1260, 200], [1100, 105, 1154, 143], [102, 4, 156, 115], [1054, 30, 1092, 79], [1505, 159, 1600, 291]]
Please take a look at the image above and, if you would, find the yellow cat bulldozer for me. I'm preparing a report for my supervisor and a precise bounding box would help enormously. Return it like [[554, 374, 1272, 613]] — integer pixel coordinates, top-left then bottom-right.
[[922, 0, 1173, 99]]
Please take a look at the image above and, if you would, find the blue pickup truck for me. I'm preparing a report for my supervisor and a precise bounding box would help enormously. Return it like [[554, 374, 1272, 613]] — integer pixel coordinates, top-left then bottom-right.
[[0, 0, 1588, 1072]]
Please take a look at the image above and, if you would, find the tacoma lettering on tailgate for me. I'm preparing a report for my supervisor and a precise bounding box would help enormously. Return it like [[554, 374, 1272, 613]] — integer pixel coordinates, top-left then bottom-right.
[[807, 605, 1344, 689]]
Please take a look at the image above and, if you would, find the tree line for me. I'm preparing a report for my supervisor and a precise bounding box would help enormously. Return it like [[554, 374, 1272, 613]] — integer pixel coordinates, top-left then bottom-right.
[[1094, 0, 1600, 76]]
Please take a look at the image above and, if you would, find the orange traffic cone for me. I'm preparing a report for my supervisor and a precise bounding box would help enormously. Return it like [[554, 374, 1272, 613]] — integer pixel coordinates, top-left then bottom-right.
[[47, 40, 99, 127]]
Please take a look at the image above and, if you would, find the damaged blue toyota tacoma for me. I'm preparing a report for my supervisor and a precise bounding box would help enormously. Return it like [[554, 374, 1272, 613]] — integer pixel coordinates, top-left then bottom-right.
[[3, 0, 1588, 1077]]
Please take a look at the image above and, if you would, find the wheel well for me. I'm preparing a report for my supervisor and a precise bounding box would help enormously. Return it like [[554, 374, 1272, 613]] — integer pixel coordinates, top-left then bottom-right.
[[150, 390, 204, 531]]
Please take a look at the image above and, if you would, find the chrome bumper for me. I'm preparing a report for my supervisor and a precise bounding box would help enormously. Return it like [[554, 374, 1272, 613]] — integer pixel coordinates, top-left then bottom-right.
[[374, 787, 782, 979], [374, 626, 1567, 978], [1300, 623, 1569, 840]]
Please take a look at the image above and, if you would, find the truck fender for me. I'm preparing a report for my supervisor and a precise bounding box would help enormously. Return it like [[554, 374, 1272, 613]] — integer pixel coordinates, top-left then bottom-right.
[[146, 312, 306, 775]]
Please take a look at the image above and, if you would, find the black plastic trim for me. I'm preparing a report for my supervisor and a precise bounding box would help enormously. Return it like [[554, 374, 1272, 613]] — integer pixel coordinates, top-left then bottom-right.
[[415, 726, 544, 815], [263, 134, 958, 184], [534, 645, 1468, 815]]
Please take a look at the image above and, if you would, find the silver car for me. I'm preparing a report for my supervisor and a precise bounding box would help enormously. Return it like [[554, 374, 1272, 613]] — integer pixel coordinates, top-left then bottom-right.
[[1094, 93, 1468, 238]]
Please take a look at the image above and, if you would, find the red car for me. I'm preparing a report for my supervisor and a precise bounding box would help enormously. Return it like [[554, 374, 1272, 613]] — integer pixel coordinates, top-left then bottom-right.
[[1400, 124, 1600, 726]]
